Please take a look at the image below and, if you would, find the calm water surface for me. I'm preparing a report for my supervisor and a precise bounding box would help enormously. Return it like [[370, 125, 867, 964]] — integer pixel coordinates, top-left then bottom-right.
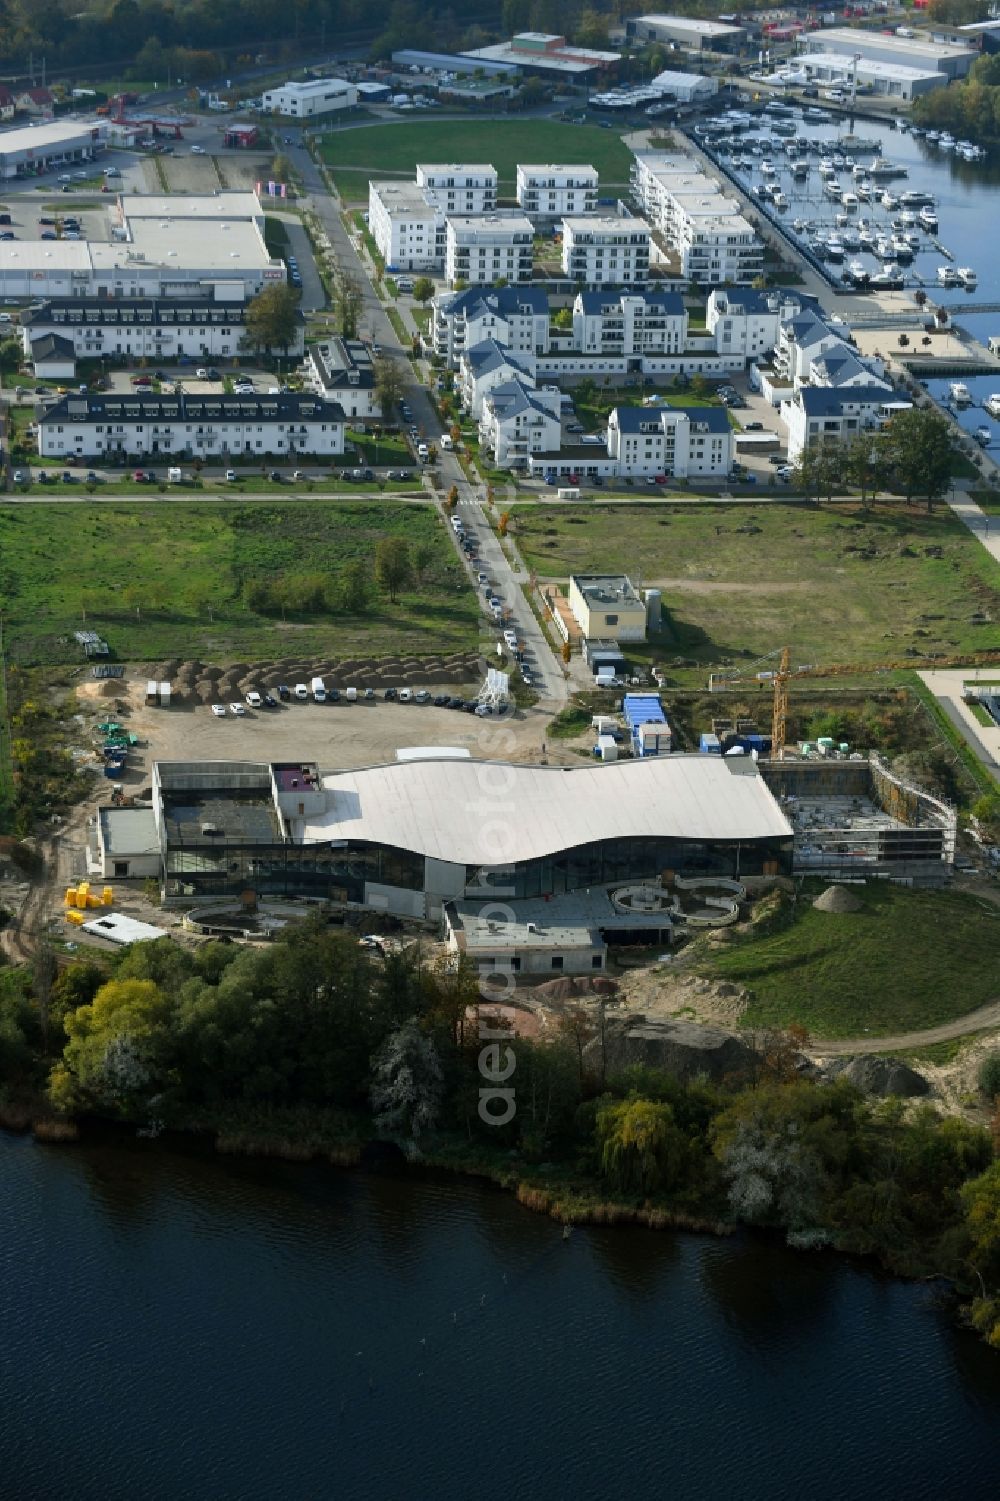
[[1, 1131, 999, 1501]]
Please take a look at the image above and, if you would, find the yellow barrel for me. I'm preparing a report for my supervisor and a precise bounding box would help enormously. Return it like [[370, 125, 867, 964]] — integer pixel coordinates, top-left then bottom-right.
[[65, 909, 85, 926], [102, 886, 113, 906], [86, 893, 102, 908], [65, 887, 77, 905]]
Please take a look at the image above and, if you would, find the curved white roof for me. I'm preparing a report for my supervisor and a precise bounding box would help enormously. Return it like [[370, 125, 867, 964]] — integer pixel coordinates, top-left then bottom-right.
[[301, 756, 791, 865]]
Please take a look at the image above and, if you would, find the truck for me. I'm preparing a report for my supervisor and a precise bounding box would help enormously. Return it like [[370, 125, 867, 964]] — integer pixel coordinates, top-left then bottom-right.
[[310, 675, 327, 702]]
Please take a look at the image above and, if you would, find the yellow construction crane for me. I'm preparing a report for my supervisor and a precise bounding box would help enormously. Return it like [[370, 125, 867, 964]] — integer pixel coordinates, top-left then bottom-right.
[[771, 645, 790, 761]]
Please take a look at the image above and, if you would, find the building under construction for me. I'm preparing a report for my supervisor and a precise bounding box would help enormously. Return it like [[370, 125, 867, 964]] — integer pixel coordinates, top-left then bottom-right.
[[762, 755, 957, 886]]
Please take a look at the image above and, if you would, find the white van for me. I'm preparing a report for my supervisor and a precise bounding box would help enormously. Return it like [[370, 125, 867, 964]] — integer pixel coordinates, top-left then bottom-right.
[[311, 675, 327, 702], [294, 682, 310, 700], [167, 467, 183, 484], [439, 433, 453, 450], [245, 690, 262, 709], [345, 686, 358, 702], [417, 442, 429, 461]]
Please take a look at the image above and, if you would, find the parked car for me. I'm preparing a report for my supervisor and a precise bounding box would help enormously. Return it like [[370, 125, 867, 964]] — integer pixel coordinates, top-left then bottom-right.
[[229, 702, 246, 717], [384, 687, 398, 700], [211, 704, 227, 717], [225, 468, 238, 481], [277, 684, 291, 700], [12, 469, 25, 484]]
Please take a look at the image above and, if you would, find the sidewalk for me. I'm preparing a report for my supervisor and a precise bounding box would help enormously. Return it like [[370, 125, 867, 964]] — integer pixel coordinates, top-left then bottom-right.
[[948, 487, 1000, 567]]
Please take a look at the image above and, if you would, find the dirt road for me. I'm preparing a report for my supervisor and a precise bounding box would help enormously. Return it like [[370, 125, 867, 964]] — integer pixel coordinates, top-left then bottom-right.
[[810, 999, 1000, 1056]]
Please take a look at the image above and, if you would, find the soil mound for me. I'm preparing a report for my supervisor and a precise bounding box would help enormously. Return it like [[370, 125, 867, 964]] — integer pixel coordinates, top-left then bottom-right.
[[828, 1056, 930, 1098], [813, 885, 862, 914]]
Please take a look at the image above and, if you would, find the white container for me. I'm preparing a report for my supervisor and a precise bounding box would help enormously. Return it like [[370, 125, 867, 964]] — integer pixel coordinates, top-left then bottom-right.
[[345, 687, 358, 702]]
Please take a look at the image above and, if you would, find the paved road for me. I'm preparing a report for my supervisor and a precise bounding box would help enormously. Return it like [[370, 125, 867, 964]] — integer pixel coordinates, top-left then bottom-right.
[[811, 998, 1000, 1056]]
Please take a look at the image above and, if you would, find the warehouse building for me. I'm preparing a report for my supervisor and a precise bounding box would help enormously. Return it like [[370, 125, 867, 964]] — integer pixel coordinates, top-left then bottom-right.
[[627, 15, 746, 52], [799, 28, 976, 80], [794, 52, 947, 102], [261, 77, 358, 118], [463, 31, 622, 77], [0, 118, 106, 180], [151, 755, 793, 912], [38, 391, 345, 461]]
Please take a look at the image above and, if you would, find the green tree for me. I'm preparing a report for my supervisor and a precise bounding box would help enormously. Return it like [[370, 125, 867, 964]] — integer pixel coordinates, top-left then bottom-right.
[[373, 355, 405, 415], [50, 977, 174, 1116], [375, 536, 413, 602], [883, 407, 958, 510], [411, 276, 435, 305], [340, 556, 372, 614], [844, 432, 888, 510], [242, 283, 300, 358], [332, 268, 363, 339], [0, 336, 21, 373], [596, 1093, 684, 1196]]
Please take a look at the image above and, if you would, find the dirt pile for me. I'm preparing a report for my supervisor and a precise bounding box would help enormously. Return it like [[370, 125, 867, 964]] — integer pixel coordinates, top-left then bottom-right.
[[827, 1056, 930, 1098], [813, 885, 862, 914], [532, 976, 619, 1002]]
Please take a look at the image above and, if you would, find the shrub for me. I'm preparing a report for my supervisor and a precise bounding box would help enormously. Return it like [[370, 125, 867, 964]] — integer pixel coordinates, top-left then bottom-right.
[[978, 1052, 1000, 1101]]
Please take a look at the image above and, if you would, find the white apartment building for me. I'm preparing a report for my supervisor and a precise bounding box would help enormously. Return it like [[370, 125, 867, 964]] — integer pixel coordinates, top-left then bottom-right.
[[707, 287, 806, 360], [431, 285, 550, 366], [303, 336, 379, 419], [631, 152, 762, 284], [368, 180, 446, 272], [38, 393, 346, 461], [416, 164, 498, 215], [572, 289, 687, 356], [459, 338, 538, 418], [606, 403, 733, 479], [445, 214, 533, 288], [262, 78, 358, 117], [479, 379, 562, 469], [516, 164, 599, 218], [781, 385, 910, 464], [20, 296, 305, 363], [562, 216, 650, 286], [775, 308, 853, 388]]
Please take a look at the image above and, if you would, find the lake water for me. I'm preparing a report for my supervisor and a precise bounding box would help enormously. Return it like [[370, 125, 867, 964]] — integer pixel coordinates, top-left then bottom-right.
[[2, 1130, 999, 1501]]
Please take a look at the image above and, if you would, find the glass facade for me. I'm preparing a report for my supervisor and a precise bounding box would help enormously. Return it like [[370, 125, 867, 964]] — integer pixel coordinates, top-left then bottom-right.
[[165, 841, 424, 903]]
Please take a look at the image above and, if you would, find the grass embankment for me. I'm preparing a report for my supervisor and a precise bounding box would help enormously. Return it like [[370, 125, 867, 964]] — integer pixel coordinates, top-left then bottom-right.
[[0, 501, 478, 666], [511, 501, 1000, 682], [700, 885, 1000, 1039], [320, 121, 634, 200]]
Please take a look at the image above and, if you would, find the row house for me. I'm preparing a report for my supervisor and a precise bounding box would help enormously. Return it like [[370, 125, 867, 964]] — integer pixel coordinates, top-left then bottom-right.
[[39, 393, 345, 461], [20, 296, 305, 363], [572, 289, 687, 358], [431, 285, 550, 367]]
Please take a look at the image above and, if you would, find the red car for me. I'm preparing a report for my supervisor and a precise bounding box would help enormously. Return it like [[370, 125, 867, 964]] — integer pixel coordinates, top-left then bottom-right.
[[131, 375, 152, 387], [133, 469, 148, 483]]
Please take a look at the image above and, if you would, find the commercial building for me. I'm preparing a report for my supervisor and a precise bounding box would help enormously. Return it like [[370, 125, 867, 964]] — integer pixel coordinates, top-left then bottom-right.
[[391, 49, 517, 77], [0, 191, 283, 301], [416, 163, 497, 215], [261, 78, 358, 118], [462, 32, 622, 78], [302, 336, 378, 419], [647, 69, 719, 104], [561, 216, 650, 286], [149, 756, 792, 912], [569, 575, 647, 641], [432, 284, 550, 366], [573, 289, 687, 356], [627, 14, 746, 51], [368, 179, 446, 272], [445, 214, 534, 287], [516, 164, 599, 219], [479, 378, 562, 468], [606, 404, 733, 478], [21, 294, 305, 363], [799, 27, 976, 80], [631, 151, 762, 285], [0, 118, 106, 180], [38, 392, 345, 461], [794, 52, 947, 102]]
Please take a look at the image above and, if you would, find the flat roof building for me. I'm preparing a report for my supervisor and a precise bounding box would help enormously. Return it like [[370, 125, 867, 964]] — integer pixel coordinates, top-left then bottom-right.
[[516, 164, 599, 218], [415, 163, 497, 215], [800, 27, 976, 80], [445, 213, 534, 288], [262, 77, 358, 117], [631, 150, 763, 285], [463, 32, 621, 77], [795, 51, 948, 101], [569, 574, 647, 641], [368, 179, 446, 272], [562, 215, 651, 286], [627, 14, 746, 51], [0, 118, 106, 179]]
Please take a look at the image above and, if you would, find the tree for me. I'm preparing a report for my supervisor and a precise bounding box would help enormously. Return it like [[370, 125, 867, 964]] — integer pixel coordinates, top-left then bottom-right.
[[596, 1093, 685, 1196], [370, 1020, 444, 1144], [979, 1053, 1000, 1103], [552, 307, 573, 331], [373, 355, 405, 415], [375, 536, 413, 602], [340, 556, 372, 614], [242, 284, 300, 358], [411, 276, 435, 305], [50, 977, 174, 1115], [0, 336, 22, 373], [795, 441, 846, 503], [270, 153, 293, 186], [844, 432, 888, 511], [332, 268, 363, 338], [883, 407, 958, 509]]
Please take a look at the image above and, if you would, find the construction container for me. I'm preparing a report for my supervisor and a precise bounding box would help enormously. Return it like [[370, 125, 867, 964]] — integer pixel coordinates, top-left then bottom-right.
[[102, 886, 114, 906], [75, 882, 90, 908], [644, 588, 661, 634], [597, 734, 618, 762], [699, 733, 722, 755], [65, 909, 85, 926], [145, 680, 158, 705], [65, 887, 77, 905], [159, 682, 171, 707]]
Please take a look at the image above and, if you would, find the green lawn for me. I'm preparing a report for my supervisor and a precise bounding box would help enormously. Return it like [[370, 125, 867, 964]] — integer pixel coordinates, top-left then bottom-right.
[[702, 885, 1000, 1039], [511, 501, 1000, 676], [320, 121, 634, 201], [0, 501, 477, 666]]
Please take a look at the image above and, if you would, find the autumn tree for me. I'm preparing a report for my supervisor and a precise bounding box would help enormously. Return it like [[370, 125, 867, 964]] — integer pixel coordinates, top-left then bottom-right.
[[375, 536, 413, 602], [411, 276, 435, 305], [242, 284, 300, 358], [332, 267, 363, 339], [596, 1093, 685, 1196]]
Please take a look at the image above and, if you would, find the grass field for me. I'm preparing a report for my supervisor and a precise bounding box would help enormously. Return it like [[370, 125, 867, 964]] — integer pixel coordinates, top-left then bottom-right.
[[319, 121, 634, 201], [701, 885, 1000, 1039], [0, 501, 478, 666], [511, 501, 1000, 676]]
